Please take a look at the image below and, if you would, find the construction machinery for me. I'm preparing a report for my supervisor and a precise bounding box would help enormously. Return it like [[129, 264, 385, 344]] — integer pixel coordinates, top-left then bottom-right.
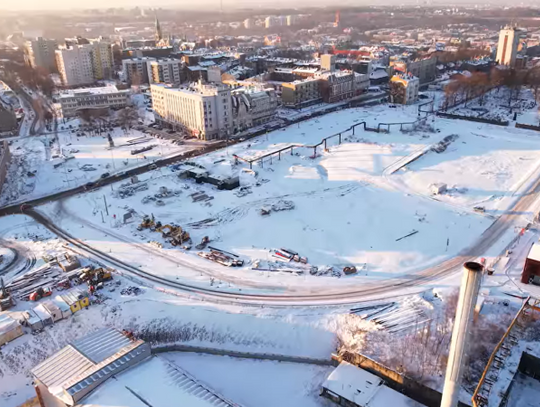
[[195, 236, 210, 250], [157, 224, 176, 238], [79, 268, 113, 284], [137, 215, 160, 231], [29, 287, 52, 301], [0, 278, 14, 310], [170, 228, 191, 246]]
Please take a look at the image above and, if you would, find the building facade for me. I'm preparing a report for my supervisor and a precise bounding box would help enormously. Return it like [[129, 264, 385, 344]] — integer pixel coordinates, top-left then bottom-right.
[[390, 74, 419, 105], [89, 40, 114, 80], [57, 86, 130, 117], [0, 141, 10, 197], [151, 82, 233, 140], [0, 107, 17, 132], [122, 57, 154, 84], [496, 26, 521, 67], [281, 78, 322, 108], [391, 55, 437, 84], [55, 46, 94, 87], [231, 88, 278, 132], [24, 37, 58, 72], [147, 58, 186, 85]]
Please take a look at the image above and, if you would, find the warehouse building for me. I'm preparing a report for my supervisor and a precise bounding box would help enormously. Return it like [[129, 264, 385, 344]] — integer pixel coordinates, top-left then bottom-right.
[[32, 328, 151, 407]]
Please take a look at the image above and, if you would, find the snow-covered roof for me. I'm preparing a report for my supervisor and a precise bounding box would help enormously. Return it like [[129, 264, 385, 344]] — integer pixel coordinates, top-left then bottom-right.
[[323, 362, 424, 407], [0, 313, 20, 335], [370, 69, 389, 79], [528, 243, 540, 262], [78, 356, 238, 407]]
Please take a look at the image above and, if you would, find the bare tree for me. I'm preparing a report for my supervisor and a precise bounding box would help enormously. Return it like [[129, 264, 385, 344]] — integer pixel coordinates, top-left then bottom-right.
[[118, 106, 139, 133]]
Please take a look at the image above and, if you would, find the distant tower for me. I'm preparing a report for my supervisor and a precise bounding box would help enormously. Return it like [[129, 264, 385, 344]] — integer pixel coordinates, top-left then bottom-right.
[[155, 15, 163, 43], [496, 25, 520, 67], [334, 10, 340, 28]]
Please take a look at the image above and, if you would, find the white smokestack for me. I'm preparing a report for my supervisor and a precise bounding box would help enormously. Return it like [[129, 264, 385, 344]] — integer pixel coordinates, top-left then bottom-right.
[[441, 261, 483, 407]]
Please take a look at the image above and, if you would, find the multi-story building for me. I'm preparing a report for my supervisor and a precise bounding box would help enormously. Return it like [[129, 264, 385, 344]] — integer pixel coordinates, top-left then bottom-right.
[[231, 88, 278, 132], [265, 16, 285, 29], [496, 26, 521, 67], [147, 58, 185, 85], [55, 46, 94, 87], [151, 82, 233, 140], [390, 74, 419, 105], [391, 55, 437, 84], [89, 40, 114, 80], [281, 78, 322, 108], [57, 86, 130, 117], [286, 15, 298, 26], [320, 71, 355, 103], [0, 107, 17, 132], [244, 18, 254, 29], [122, 57, 154, 84], [24, 37, 58, 72]]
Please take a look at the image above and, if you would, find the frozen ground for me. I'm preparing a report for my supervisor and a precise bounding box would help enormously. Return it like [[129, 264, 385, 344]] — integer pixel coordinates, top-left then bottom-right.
[[164, 353, 334, 407], [49, 98, 540, 289], [0, 118, 197, 206]]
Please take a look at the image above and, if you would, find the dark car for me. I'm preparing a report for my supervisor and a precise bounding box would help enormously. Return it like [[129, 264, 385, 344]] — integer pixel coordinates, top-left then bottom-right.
[[101, 172, 110, 179], [84, 182, 96, 190]]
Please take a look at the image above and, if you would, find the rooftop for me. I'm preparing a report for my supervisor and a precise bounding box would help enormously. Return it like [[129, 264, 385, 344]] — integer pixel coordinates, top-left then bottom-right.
[[58, 86, 129, 99], [76, 356, 239, 407], [323, 361, 424, 407]]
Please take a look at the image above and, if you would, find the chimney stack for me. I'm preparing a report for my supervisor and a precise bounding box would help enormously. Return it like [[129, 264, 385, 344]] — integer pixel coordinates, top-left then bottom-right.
[[440, 262, 483, 407]]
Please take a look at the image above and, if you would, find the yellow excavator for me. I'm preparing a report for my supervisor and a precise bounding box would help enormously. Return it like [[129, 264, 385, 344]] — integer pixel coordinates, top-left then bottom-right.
[[170, 228, 191, 246]]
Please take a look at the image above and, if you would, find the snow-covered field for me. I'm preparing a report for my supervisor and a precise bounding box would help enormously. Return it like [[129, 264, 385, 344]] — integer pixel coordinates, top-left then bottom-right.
[[0, 120, 198, 206], [47, 98, 540, 289]]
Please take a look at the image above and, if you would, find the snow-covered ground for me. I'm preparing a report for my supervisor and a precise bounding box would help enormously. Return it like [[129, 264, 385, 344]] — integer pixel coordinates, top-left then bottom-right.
[[47, 98, 540, 289], [164, 353, 334, 407], [0, 119, 198, 206]]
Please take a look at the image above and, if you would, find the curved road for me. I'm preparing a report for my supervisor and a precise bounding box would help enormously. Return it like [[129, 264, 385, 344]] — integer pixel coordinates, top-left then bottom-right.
[[22, 161, 540, 305]]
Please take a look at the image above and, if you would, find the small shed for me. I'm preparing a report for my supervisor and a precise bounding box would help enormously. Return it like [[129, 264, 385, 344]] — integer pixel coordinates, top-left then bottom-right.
[[33, 304, 53, 327], [24, 309, 44, 331], [59, 288, 89, 313], [52, 297, 72, 319], [58, 253, 81, 272], [0, 313, 24, 346], [41, 301, 63, 323], [430, 183, 447, 195]]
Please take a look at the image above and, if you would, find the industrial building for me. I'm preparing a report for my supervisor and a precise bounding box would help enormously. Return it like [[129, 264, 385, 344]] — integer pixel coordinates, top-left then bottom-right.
[[31, 328, 240, 407], [32, 328, 151, 406], [57, 86, 130, 118], [321, 361, 425, 407]]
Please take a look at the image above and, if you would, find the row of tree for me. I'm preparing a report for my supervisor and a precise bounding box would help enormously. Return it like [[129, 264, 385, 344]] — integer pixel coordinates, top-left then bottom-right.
[[442, 66, 540, 111]]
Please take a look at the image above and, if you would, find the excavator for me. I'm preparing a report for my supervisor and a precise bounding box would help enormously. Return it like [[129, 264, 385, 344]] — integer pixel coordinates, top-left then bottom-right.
[[170, 228, 191, 246], [137, 215, 162, 231], [157, 224, 177, 238]]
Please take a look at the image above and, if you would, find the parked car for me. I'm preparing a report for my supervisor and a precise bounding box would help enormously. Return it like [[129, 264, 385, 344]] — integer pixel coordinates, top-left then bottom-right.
[[101, 172, 110, 179]]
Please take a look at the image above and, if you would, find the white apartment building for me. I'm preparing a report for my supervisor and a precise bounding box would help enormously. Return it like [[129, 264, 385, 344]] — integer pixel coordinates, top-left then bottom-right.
[[55, 46, 94, 87], [122, 58, 154, 84], [496, 26, 521, 67], [286, 15, 298, 26], [24, 37, 58, 72], [147, 58, 185, 85], [265, 16, 286, 29], [57, 86, 130, 117], [151, 82, 233, 140], [244, 18, 254, 29]]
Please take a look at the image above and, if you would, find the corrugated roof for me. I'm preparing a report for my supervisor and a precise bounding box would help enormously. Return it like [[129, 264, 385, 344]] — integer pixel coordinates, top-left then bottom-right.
[[32, 345, 94, 388], [72, 328, 132, 364]]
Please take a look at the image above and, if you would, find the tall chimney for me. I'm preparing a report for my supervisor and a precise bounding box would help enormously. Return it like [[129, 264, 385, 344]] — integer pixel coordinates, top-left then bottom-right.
[[441, 262, 483, 407]]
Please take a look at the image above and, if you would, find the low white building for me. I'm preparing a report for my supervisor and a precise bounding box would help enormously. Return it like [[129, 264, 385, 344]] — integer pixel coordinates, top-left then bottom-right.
[[57, 86, 130, 117], [321, 361, 425, 407]]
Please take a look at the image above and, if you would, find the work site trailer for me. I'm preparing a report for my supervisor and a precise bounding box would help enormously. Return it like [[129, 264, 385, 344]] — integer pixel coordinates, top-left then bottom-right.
[[522, 243, 540, 284]]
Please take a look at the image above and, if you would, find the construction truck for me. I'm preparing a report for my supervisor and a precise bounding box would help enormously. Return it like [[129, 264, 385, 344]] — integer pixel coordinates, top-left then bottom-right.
[[195, 236, 210, 250], [29, 287, 52, 301], [79, 268, 113, 284], [170, 228, 191, 246]]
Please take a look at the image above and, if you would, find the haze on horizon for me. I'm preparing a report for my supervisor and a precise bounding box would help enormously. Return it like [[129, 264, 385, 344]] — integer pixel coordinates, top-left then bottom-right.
[[0, 0, 508, 11]]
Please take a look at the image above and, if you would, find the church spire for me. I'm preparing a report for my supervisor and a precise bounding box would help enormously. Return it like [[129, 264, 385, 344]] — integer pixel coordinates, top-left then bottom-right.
[[155, 14, 163, 43]]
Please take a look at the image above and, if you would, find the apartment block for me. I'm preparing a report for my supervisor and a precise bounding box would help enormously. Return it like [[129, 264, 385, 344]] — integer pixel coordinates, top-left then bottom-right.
[[55, 46, 94, 87], [390, 74, 419, 105], [151, 82, 233, 140], [24, 37, 58, 72], [122, 57, 154, 84], [147, 58, 186, 85]]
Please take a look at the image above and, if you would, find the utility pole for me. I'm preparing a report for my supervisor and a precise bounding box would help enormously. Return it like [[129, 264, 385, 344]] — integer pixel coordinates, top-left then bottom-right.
[[103, 195, 109, 216]]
